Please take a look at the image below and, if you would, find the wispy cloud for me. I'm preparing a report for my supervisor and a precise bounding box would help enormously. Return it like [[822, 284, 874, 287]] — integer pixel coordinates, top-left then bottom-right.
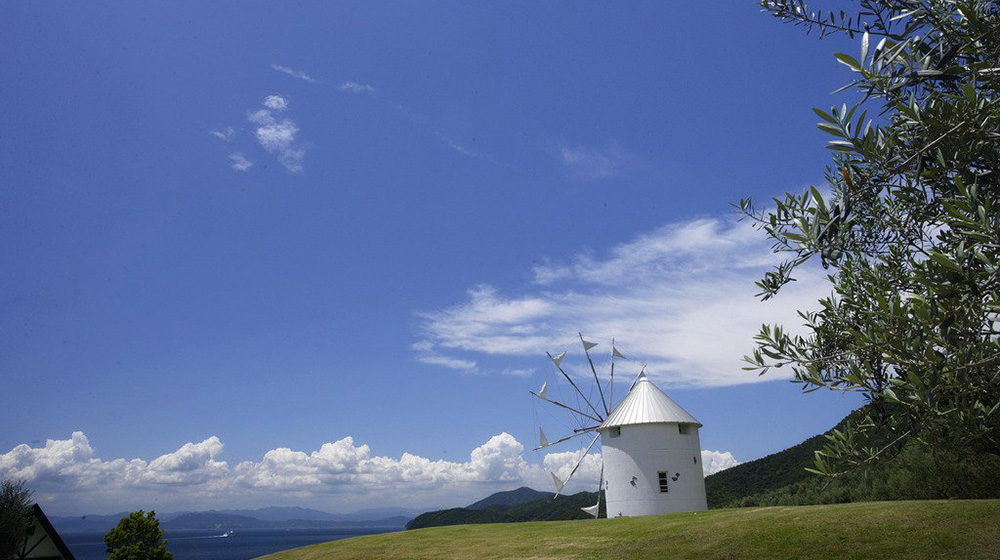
[[415, 215, 828, 388], [271, 64, 317, 83], [228, 152, 253, 172], [338, 81, 376, 95], [560, 143, 635, 181], [435, 133, 490, 159], [2, 432, 737, 515], [418, 354, 479, 372], [337, 80, 491, 160], [248, 95, 305, 173], [210, 127, 235, 141]]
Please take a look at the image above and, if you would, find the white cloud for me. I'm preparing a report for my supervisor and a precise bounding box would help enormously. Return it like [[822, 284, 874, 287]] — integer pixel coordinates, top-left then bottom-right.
[[144, 437, 228, 485], [416, 216, 829, 388], [255, 119, 299, 152], [263, 95, 289, 111], [417, 354, 478, 372], [2, 432, 737, 515], [435, 133, 490, 159], [335, 81, 492, 160], [247, 98, 305, 173], [560, 143, 635, 181], [339, 81, 376, 94], [210, 127, 235, 141], [228, 152, 253, 172], [701, 450, 740, 475], [271, 64, 317, 83], [277, 149, 304, 174]]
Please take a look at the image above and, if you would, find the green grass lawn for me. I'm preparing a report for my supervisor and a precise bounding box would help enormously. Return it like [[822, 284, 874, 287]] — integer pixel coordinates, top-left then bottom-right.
[[256, 500, 1000, 560]]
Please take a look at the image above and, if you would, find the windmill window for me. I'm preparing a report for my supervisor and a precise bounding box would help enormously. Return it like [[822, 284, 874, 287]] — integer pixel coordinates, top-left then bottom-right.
[[694, 455, 698, 464], [608, 427, 621, 438], [678, 425, 690, 435], [658, 471, 669, 492]]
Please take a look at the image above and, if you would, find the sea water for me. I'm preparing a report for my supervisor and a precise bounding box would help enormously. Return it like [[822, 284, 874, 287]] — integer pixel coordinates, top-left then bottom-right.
[[61, 528, 396, 560]]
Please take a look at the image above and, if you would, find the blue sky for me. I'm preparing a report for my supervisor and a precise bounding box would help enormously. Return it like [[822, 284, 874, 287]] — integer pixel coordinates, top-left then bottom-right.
[[1, 2, 865, 515]]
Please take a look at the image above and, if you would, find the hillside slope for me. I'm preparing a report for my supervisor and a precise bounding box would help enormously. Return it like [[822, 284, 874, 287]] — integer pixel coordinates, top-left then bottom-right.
[[703, 426, 834, 508], [406, 491, 600, 529], [258, 500, 1000, 560], [466, 487, 553, 510]]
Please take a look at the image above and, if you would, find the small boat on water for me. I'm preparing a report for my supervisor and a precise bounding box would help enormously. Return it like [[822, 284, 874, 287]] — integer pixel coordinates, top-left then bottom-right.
[[220, 530, 234, 538]]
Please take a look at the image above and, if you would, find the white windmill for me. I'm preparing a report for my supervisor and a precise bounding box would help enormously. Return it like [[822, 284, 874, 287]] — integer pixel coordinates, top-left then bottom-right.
[[532, 335, 707, 518]]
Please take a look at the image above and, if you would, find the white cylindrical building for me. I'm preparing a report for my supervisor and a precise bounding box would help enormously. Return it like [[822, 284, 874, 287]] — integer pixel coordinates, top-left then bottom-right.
[[598, 372, 707, 517]]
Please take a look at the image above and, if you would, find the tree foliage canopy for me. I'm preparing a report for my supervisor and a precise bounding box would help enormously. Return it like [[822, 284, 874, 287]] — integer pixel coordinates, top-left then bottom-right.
[[0, 478, 34, 560], [741, 0, 1000, 475], [104, 510, 173, 560]]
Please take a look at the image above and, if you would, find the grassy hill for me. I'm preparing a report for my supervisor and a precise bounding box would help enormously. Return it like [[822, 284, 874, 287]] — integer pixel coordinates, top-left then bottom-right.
[[256, 500, 1000, 560]]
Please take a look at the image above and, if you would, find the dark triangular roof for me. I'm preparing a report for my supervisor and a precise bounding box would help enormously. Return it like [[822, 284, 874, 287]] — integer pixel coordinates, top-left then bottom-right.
[[20, 504, 77, 560]]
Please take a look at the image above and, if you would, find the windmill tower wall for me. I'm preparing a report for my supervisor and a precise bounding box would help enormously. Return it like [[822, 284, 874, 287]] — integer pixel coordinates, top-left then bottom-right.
[[597, 373, 707, 517], [600, 423, 707, 516]]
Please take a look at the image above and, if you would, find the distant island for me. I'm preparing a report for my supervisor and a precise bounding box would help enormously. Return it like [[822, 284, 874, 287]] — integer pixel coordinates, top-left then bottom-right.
[[51, 506, 420, 534]]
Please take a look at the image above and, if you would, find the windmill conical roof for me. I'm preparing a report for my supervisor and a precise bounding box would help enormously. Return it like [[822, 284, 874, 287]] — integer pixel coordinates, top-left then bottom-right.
[[599, 372, 701, 429]]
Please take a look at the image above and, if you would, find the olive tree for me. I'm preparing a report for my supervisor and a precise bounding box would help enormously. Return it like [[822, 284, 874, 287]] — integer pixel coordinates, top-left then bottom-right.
[[741, 0, 1000, 475], [105, 511, 173, 560], [0, 479, 34, 560]]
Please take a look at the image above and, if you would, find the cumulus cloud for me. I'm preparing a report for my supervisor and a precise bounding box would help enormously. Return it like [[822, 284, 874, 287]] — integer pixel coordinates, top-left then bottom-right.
[[560, 143, 635, 181], [2, 432, 736, 515], [248, 97, 306, 173], [271, 64, 317, 83], [228, 152, 253, 172], [415, 216, 829, 387], [701, 450, 740, 475], [263, 95, 289, 111]]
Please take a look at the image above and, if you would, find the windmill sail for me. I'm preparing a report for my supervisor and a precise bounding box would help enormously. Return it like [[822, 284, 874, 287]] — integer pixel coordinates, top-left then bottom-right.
[[553, 434, 600, 498], [530, 391, 602, 423], [549, 351, 566, 367], [580, 333, 609, 415], [550, 472, 565, 493], [533, 429, 591, 451], [539, 427, 549, 448], [582, 463, 604, 518], [547, 352, 604, 420], [538, 381, 547, 400]]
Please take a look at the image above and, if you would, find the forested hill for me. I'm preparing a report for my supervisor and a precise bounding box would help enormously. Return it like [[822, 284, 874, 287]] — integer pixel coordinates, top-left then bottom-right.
[[466, 487, 554, 509], [406, 491, 601, 530], [704, 413, 853, 508], [706, 406, 1000, 508]]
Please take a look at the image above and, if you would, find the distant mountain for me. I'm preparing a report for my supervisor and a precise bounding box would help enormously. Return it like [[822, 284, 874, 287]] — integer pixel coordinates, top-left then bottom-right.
[[346, 507, 422, 521], [467, 487, 554, 510], [406, 491, 602, 530], [51, 506, 416, 534], [162, 512, 267, 530], [205, 506, 341, 522], [48, 512, 132, 533]]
